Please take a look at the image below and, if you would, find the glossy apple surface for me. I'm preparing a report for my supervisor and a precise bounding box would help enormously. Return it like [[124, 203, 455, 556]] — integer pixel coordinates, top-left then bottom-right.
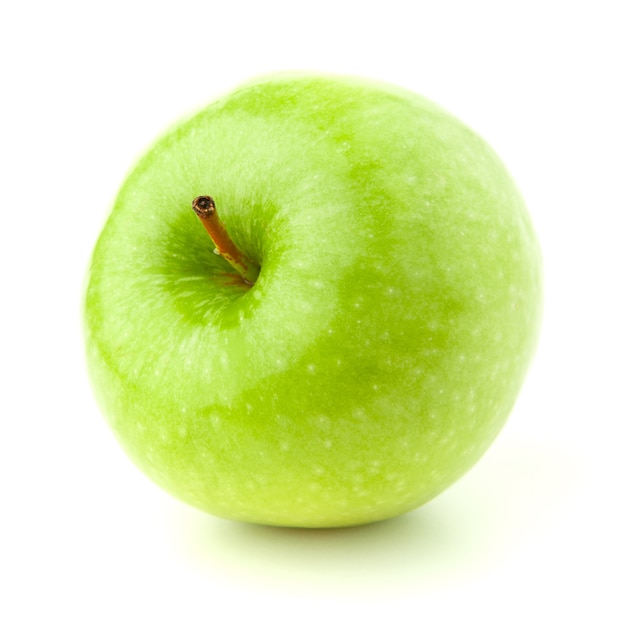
[[84, 73, 542, 527]]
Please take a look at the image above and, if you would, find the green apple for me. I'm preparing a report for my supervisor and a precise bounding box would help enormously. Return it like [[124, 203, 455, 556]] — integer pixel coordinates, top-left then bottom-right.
[[84, 72, 542, 528]]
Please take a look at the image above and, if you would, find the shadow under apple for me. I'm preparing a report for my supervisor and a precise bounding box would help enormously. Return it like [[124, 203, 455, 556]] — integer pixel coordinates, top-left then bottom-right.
[[165, 436, 581, 595]]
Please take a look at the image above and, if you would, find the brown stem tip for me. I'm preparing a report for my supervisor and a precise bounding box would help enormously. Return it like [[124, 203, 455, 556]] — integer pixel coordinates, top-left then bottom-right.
[[192, 195, 216, 218]]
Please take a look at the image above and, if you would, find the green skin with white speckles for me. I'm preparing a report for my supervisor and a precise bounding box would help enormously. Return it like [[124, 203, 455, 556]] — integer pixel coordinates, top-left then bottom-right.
[[84, 73, 542, 528]]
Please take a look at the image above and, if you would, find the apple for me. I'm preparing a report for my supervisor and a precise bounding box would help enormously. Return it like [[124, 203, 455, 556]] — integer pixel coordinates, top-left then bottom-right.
[[83, 72, 542, 528]]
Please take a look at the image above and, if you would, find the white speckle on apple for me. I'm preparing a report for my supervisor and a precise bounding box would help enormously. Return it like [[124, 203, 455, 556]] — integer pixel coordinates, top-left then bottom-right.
[[306, 363, 317, 374], [394, 479, 407, 492], [352, 407, 366, 420], [323, 439, 333, 449], [314, 415, 330, 430]]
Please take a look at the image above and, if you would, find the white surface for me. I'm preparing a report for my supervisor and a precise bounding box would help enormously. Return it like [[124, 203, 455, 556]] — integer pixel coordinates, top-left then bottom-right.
[[1, 1, 624, 624]]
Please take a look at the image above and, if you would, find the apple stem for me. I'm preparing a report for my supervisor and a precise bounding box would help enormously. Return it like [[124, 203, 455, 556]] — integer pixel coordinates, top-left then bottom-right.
[[192, 196, 260, 285]]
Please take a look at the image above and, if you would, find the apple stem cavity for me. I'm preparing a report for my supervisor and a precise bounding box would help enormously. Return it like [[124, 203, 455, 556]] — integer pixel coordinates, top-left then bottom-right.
[[192, 196, 260, 285]]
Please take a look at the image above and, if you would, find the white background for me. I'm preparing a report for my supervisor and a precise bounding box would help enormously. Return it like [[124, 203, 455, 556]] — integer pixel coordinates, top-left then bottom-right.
[[1, 1, 624, 624]]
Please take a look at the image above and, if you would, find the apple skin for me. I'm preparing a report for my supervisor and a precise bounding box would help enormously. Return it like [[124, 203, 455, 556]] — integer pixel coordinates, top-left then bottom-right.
[[84, 73, 542, 528]]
